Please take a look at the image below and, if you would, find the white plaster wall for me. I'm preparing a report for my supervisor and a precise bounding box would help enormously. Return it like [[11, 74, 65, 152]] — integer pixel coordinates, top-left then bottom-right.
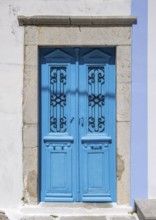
[[148, 0, 156, 199], [0, 0, 131, 208], [15, 0, 131, 16], [0, 1, 23, 208]]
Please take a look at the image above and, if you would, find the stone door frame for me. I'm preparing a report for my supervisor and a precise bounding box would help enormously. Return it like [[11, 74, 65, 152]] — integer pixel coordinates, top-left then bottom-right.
[[19, 16, 136, 205]]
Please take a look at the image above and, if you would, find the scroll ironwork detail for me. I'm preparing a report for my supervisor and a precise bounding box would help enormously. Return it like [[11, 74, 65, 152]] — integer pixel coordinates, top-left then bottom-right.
[[50, 66, 67, 132], [88, 66, 105, 132]]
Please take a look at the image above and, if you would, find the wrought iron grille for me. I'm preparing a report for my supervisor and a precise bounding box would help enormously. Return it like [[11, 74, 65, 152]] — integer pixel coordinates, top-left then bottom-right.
[[50, 66, 67, 132], [88, 66, 105, 132]]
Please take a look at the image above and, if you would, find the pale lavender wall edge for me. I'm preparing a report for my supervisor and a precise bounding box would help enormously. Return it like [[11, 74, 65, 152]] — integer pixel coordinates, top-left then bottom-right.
[[131, 0, 148, 205]]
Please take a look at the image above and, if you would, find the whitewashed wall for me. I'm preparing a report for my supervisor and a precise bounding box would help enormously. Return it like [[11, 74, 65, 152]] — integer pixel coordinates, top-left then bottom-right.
[[0, 1, 23, 208], [0, 0, 130, 208], [148, 0, 156, 199]]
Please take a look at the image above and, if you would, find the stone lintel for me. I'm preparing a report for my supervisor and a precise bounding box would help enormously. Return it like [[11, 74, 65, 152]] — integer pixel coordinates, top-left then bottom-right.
[[18, 16, 137, 26]]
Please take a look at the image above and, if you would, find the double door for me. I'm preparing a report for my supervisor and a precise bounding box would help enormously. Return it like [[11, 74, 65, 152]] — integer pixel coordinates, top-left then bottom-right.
[[40, 48, 116, 202]]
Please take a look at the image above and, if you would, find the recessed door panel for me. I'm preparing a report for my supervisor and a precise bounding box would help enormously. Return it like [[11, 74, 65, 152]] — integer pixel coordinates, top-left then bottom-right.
[[45, 144, 72, 201]]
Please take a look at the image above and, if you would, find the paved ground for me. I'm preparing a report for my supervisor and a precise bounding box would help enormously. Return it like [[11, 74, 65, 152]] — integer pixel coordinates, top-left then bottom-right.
[[21, 214, 139, 220], [106, 216, 138, 220], [61, 216, 138, 220]]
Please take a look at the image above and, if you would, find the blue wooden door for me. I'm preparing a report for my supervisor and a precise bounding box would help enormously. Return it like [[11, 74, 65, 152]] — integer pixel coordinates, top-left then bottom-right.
[[40, 48, 116, 202]]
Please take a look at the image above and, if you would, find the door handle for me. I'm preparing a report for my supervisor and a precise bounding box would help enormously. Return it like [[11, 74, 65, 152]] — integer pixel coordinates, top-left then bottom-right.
[[79, 117, 84, 127], [70, 117, 74, 123]]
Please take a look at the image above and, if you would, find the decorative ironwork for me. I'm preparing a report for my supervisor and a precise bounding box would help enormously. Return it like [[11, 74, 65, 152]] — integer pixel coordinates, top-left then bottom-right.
[[50, 66, 67, 132], [88, 66, 105, 132]]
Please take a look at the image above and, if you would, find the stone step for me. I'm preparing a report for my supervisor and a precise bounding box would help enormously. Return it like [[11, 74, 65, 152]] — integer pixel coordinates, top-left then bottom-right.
[[2, 205, 139, 220], [20, 204, 133, 215], [21, 215, 137, 220], [135, 199, 156, 220], [19, 204, 138, 220]]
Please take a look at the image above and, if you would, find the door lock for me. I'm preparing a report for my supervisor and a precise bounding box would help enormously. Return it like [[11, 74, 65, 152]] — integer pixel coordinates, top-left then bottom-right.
[[79, 117, 84, 127]]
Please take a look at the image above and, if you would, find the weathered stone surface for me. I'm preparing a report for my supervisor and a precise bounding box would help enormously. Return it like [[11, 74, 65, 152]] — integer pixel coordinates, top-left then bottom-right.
[[21, 217, 54, 220], [0, 212, 9, 220], [25, 27, 38, 45], [20, 204, 137, 220], [23, 148, 38, 204], [24, 65, 38, 88], [23, 65, 38, 124], [60, 217, 107, 220], [25, 45, 38, 66], [21, 215, 138, 220], [23, 86, 38, 124], [109, 217, 136, 220], [135, 199, 156, 220], [23, 64, 38, 124], [117, 122, 130, 204], [24, 47, 38, 124], [38, 27, 131, 46], [23, 124, 37, 148], [19, 16, 137, 27], [117, 153, 125, 181], [29, 26, 132, 46], [117, 83, 131, 122], [23, 147, 38, 176], [117, 46, 131, 83]]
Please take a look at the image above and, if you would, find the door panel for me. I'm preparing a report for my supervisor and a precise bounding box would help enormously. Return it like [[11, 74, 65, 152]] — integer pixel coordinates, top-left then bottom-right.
[[79, 50, 116, 202], [40, 49, 77, 201], [45, 145, 72, 199], [40, 48, 116, 202], [82, 145, 111, 201]]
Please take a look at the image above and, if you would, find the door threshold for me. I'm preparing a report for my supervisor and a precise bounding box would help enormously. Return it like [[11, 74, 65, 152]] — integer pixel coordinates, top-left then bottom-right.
[[39, 202, 117, 208], [20, 203, 133, 215]]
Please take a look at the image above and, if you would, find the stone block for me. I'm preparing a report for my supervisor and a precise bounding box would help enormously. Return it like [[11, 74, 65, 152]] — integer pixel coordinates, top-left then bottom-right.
[[24, 65, 38, 89], [25, 26, 38, 45], [23, 147, 38, 204], [117, 83, 131, 122], [23, 147, 38, 175], [19, 16, 136, 27], [37, 27, 131, 46], [23, 65, 38, 124], [25, 45, 38, 67], [23, 47, 38, 124], [117, 122, 130, 204], [23, 85, 38, 124], [135, 199, 156, 220], [117, 46, 131, 83], [0, 212, 9, 220], [23, 124, 38, 148]]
